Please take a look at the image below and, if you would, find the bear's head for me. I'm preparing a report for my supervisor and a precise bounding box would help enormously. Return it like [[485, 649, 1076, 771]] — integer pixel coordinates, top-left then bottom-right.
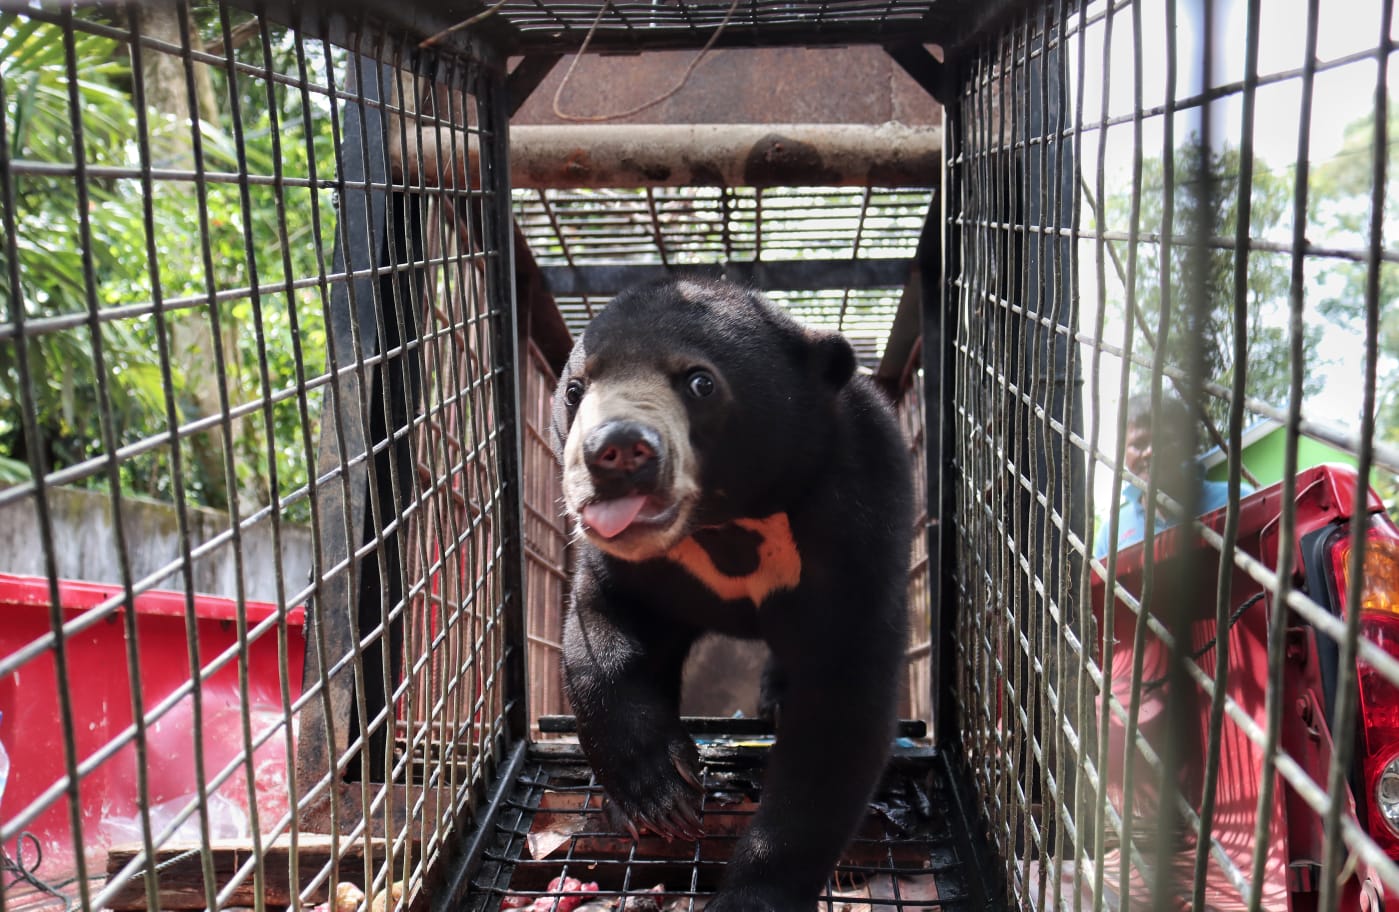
[[551, 278, 856, 562]]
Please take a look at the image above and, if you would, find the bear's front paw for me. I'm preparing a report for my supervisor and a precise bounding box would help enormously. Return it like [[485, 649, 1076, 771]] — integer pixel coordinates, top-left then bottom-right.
[[595, 736, 703, 842]]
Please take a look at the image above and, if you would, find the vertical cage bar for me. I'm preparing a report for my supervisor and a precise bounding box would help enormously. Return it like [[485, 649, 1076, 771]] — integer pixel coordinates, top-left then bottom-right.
[[1114, 0, 1152, 901], [296, 49, 391, 824], [927, 85, 956, 747], [1020, 11, 1085, 876], [173, 4, 239, 904], [1318, 2, 1394, 908], [1245, 1, 1319, 908], [1087, 2, 1121, 901], [478, 54, 531, 755], [210, 4, 277, 905], [1066, 0, 1092, 903]]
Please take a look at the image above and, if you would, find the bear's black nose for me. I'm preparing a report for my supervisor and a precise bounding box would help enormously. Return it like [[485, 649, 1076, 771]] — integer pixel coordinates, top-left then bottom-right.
[[584, 420, 662, 490]]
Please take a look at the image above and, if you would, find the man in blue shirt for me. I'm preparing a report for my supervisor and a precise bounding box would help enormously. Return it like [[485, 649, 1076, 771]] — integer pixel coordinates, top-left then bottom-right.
[[1093, 394, 1254, 558]]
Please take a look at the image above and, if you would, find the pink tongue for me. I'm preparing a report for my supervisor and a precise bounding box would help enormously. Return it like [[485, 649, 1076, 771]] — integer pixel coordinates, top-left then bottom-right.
[[582, 495, 649, 539]]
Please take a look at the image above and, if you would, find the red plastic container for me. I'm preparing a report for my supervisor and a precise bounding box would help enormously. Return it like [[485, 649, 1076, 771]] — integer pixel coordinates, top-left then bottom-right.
[[0, 573, 305, 878]]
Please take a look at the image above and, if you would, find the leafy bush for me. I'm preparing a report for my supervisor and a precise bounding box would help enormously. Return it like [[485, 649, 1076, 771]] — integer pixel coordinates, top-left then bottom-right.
[[1, 11, 339, 522]]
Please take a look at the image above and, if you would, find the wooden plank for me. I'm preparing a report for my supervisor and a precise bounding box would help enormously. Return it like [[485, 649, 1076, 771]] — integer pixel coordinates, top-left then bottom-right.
[[103, 834, 394, 910]]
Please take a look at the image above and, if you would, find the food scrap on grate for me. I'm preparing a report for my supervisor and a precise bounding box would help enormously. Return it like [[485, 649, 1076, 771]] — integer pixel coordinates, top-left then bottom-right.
[[500, 875, 602, 911], [306, 882, 365, 912]]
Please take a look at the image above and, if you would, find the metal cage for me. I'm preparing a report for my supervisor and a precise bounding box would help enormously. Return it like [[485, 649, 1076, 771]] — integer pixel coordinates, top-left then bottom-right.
[[0, 5, 523, 909], [3, 1, 1399, 911], [940, 1, 1399, 910]]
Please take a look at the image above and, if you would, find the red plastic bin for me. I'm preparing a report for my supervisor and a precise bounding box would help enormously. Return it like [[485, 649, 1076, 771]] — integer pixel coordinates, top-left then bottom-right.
[[0, 572, 305, 879]]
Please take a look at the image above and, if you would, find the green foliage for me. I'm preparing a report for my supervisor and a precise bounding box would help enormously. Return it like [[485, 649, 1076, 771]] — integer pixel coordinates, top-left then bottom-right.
[[1307, 106, 1399, 504], [0, 18, 170, 477], [1105, 141, 1325, 441], [0, 12, 338, 522]]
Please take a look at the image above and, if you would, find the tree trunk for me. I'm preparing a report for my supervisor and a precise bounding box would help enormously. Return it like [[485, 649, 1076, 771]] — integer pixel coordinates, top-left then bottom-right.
[[137, 3, 241, 511]]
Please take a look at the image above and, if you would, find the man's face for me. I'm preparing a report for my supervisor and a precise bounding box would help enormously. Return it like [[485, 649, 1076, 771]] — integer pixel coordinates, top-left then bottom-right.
[[1124, 422, 1154, 485]]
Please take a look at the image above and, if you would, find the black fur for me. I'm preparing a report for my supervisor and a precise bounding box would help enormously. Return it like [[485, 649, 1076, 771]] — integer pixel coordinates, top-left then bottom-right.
[[552, 279, 912, 911], [689, 525, 764, 577]]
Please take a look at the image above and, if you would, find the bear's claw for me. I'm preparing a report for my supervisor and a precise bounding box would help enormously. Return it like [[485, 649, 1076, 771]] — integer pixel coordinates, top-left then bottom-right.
[[673, 755, 704, 791], [605, 790, 703, 842], [584, 717, 704, 842]]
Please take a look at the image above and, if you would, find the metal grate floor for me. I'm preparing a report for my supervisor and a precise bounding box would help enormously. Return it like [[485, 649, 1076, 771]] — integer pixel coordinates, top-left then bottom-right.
[[464, 738, 990, 911]]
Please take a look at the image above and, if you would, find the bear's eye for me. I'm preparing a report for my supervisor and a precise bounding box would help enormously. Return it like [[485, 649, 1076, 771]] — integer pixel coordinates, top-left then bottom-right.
[[564, 380, 585, 407], [686, 370, 716, 399]]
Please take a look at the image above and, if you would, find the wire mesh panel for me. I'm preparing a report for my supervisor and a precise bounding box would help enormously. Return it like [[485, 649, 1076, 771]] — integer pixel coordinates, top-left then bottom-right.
[[941, 0, 1399, 909], [522, 342, 568, 731], [514, 186, 930, 368], [0, 4, 523, 910], [899, 378, 934, 727], [489, 1, 969, 53]]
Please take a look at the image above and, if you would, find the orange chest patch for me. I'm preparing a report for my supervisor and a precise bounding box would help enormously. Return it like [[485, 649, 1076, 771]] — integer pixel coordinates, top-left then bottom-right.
[[664, 513, 802, 606]]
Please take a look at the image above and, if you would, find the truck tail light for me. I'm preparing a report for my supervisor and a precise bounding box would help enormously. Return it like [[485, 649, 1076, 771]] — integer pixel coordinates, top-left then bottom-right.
[[1336, 526, 1399, 852]]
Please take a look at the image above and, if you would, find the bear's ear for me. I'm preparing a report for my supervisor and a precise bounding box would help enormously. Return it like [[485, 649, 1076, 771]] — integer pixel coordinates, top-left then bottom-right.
[[806, 329, 856, 389]]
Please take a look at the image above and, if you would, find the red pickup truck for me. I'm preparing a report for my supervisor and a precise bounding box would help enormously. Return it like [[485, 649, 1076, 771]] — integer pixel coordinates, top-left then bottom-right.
[[1091, 463, 1399, 910]]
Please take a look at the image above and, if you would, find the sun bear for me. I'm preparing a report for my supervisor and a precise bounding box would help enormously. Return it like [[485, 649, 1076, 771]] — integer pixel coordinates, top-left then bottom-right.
[[550, 278, 912, 911]]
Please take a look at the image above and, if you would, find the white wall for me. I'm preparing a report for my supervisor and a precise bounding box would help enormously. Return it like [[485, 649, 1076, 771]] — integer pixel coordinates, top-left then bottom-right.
[[0, 485, 313, 605]]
